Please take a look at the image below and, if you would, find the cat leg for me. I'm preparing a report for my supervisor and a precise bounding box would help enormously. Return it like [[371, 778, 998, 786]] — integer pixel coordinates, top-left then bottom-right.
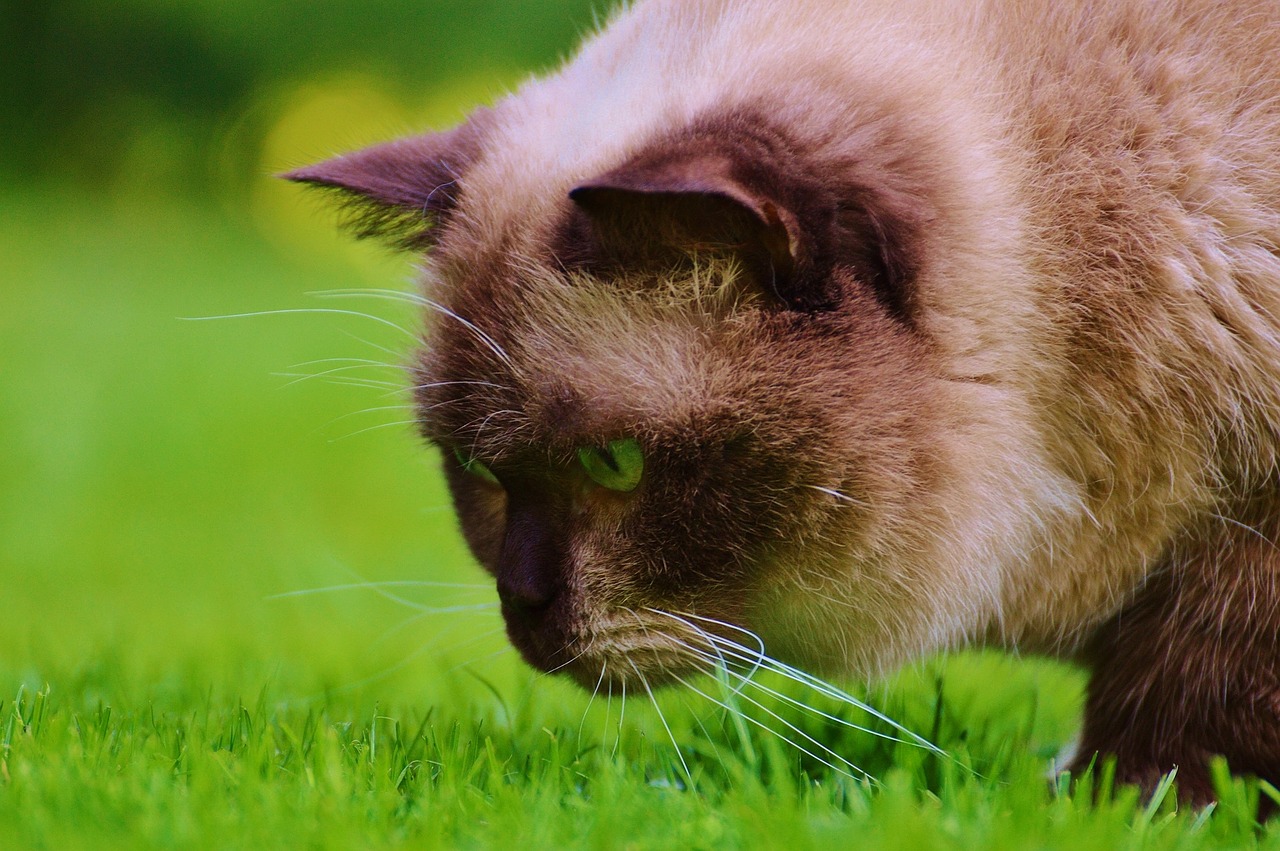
[[1073, 515, 1280, 811]]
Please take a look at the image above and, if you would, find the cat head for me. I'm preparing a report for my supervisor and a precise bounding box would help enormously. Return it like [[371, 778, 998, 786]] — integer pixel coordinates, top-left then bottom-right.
[[287, 94, 1014, 688]]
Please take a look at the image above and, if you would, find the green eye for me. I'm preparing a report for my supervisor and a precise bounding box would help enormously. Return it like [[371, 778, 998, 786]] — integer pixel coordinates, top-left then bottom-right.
[[577, 438, 644, 492], [452, 448, 499, 485]]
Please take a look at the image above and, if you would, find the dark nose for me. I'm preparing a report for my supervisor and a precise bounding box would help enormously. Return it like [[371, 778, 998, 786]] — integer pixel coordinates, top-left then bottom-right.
[[496, 501, 560, 613]]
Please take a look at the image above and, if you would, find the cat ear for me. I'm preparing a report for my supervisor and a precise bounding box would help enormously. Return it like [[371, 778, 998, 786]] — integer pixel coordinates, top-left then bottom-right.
[[282, 119, 484, 251], [567, 123, 925, 318], [568, 153, 808, 306]]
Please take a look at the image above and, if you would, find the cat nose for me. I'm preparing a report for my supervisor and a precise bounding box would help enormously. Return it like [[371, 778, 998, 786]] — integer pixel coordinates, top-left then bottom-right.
[[497, 562, 556, 612], [496, 502, 560, 613]]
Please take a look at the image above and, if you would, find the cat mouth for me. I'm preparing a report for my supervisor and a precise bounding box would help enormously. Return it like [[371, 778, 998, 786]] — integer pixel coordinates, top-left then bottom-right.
[[503, 604, 747, 689]]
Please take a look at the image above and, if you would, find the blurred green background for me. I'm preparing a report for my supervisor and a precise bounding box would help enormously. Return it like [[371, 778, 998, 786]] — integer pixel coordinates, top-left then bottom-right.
[[1, 0, 604, 697]]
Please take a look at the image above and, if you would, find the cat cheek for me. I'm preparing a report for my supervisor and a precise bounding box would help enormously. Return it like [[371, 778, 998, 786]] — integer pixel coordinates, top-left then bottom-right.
[[442, 467, 508, 576]]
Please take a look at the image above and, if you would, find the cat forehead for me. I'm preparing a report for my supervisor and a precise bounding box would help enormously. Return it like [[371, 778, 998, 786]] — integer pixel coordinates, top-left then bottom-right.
[[415, 263, 763, 446], [444, 6, 843, 248], [447, 0, 952, 227]]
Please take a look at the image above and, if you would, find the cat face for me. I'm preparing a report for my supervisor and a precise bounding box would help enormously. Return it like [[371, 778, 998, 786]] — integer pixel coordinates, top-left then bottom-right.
[[287, 105, 955, 687], [413, 254, 938, 686], [289, 7, 1110, 686]]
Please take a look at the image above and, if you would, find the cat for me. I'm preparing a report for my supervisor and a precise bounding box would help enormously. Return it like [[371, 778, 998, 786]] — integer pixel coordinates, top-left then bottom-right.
[[287, 0, 1280, 805]]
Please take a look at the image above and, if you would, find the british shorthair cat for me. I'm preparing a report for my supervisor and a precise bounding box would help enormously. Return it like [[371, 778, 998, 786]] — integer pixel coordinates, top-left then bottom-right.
[[288, 0, 1280, 804]]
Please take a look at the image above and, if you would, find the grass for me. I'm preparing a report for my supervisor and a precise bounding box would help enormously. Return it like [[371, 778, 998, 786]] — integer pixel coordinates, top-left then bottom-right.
[[2, 184, 1278, 849]]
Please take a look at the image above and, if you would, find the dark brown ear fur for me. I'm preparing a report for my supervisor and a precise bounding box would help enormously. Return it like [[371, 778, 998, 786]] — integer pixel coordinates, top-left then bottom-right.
[[564, 111, 929, 318], [282, 116, 487, 250]]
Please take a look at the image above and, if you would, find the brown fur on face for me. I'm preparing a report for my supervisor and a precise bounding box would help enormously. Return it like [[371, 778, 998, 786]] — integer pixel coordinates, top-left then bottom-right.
[[289, 0, 1280, 808]]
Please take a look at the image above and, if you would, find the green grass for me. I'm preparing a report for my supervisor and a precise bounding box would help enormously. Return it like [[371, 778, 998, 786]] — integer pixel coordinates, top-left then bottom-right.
[[2, 185, 1278, 849]]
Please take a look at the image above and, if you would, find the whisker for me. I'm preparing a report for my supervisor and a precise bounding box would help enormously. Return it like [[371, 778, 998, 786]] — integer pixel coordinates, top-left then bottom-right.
[[287, 356, 406, 372], [330, 419, 421, 442], [442, 637, 514, 676], [463, 409, 526, 456], [307, 287, 425, 306], [277, 363, 405, 385], [681, 641, 923, 749], [631, 660, 692, 785], [267, 583, 497, 615], [678, 688, 729, 773], [367, 601, 498, 659], [807, 485, 870, 508], [543, 644, 590, 676], [710, 661, 760, 763], [325, 404, 416, 422], [614, 679, 626, 759], [181, 308, 416, 340], [604, 681, 614, 757], [1211, 512, 1280, 552], [411, 379, 512, 392], [423, 299, 517, 372], [673, 673, 870, 782], [275, 371, 405, 391], [646, 608, 764, 697], [579, 663, 608, 752], [660, 610, 946, 755], [697, 637, 943, 754], [367, 607, 447, 652], [309, 598, 495, 616], [293, 632, 464, 704], [622, 607, 744, 768], [266, 581, 491, 598], [299, 563, 493, 613], [341, 330, 404, 360], [321, 286, 516, 373], [646, 612, 920, 753]]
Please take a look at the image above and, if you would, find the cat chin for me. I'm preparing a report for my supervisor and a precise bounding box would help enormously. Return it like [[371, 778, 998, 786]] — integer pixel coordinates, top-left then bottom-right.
[[511, 631, 710, 692], [563, 652, 703, 692], [501, 602, 739, 689]]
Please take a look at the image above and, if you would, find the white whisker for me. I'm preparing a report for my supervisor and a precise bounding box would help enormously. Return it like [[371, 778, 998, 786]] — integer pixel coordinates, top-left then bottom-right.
[[683, 641, 923, 749], [677, 688, 729, 772], [307, 287, 425, 306], [412, 379, 512, 392], [579, 663, 608, 751], [673, 673, 869, 782], [442, 639, 514, 676], [632, 660, 692, 785], [341, 330, 404, 359], [287, 356, 403, 371], [614, 679, 626, 758], [267, 580, 492, 598], [701, 638, 942, 754], [656, 609, 946, 755], [331, 419, 421, 442], [366, 608, 439, 651], [544, 644, 590, 676], [267, 582, 497, 616], [396, 294, 519, 372], [326, 404, 415, 421], [277, 362, 405, 385], [647, 608, 764, 697], [276, 371, 404, 391], [807, 485, 870, 507], [181, 308, 416, 340]]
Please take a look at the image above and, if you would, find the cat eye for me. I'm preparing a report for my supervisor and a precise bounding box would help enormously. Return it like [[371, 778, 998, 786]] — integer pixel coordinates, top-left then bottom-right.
[[576, 438, 644, 492], [452, 448, 499, 486]]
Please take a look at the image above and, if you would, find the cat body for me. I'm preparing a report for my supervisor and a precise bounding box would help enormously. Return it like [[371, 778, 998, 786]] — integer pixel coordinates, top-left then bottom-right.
[[291, 0, 1280, 802]]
